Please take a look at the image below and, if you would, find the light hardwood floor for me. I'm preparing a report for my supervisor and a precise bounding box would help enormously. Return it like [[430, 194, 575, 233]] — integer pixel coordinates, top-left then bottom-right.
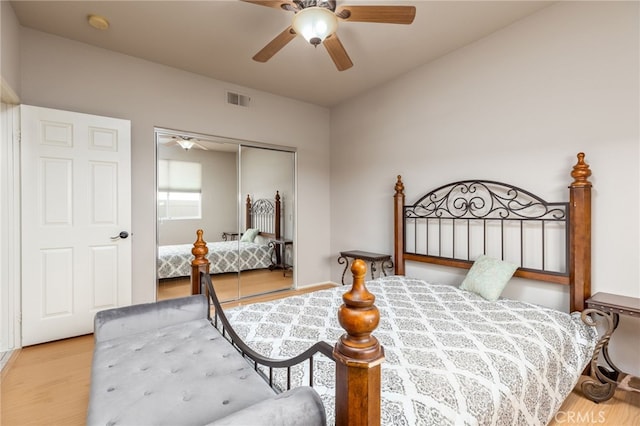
[[3, 285, 639, 425], [158, 268, 294, 302]]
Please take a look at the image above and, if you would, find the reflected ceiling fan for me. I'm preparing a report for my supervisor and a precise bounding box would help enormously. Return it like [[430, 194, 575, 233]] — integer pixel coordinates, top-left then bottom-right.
[[244, 0, 416, 71], [158, 135, 209, 151]]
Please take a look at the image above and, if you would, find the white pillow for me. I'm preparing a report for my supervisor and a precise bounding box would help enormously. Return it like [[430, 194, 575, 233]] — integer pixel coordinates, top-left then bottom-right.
[[240, 228, 260, 243], [459, 255, 518, 301]]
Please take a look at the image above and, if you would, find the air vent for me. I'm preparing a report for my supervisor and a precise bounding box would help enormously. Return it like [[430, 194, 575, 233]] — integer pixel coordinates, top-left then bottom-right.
[[226, 91, 250, 107]]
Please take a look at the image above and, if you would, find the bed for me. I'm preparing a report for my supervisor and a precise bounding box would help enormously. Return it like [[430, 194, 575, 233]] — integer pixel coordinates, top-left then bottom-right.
[[224, 275, 597, 425], [191, 153, 599, 425], [157, 191, 282, 279]]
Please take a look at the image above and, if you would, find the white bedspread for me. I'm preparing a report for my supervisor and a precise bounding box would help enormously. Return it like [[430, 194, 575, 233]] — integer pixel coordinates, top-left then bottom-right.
[[224, 276, 598, 426], [157, 241, 272, 279]]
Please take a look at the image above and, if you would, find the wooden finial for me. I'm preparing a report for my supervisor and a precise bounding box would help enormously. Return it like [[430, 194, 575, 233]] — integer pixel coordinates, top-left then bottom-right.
[[190, 229, 210, 295], [571, 152, 592, 187], [395, 175, 404, 195], [333, 259, 384, 426], [191, 229, 208, 266], [246, 195, 252, 231], [335, 259, 383, 361], [275, 190, 280, 202]]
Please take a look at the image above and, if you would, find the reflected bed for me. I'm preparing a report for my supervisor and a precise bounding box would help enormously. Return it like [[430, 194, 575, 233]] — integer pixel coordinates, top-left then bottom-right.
[[157, 240, 272, 278], [157, 191, 282, 279]]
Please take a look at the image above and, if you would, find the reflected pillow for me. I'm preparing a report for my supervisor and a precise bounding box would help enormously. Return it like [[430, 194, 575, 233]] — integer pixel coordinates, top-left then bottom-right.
[[240, 228, 260, 243], [459, 255, 518, 301]]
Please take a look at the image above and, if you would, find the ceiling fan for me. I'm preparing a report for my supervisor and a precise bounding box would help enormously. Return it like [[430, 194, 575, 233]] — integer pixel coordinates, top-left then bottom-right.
[[158, 135, 209, 151], [244, 0, 416, 71]]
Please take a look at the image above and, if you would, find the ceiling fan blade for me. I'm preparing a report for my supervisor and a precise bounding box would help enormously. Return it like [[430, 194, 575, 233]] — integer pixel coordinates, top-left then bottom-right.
[[241, 0, 299, 12], [335, 5, 416, 24], [253, 26, 297, 62], [323, 34, 353, 71], [192, 142, 209, 151], [157, 135, 178, 146]]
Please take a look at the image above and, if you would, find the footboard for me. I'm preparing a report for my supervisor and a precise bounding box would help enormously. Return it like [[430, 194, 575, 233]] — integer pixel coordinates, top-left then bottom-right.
[[200, 271, 335, 390], [191, 229, 384, 426]]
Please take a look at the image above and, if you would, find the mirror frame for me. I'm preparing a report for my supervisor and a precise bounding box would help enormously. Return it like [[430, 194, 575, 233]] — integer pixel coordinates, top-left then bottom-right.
[[154, 127, 297, 301]]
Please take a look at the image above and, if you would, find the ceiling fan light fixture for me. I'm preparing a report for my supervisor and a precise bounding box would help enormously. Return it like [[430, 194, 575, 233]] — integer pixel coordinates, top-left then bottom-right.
[[292, 7, 338, 46], [177, 139, 195, 151]]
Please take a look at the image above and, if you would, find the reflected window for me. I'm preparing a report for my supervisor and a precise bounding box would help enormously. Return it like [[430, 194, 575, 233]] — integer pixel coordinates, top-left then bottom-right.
[[158, 160, 202, 220]]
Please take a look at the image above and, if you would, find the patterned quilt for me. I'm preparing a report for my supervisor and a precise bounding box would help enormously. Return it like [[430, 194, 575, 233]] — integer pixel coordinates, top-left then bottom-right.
[[157, 241, 272, 279], [224, 276, 598, 426]]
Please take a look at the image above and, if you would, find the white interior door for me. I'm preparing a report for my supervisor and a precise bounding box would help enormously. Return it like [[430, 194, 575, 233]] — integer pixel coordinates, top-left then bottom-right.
[[21, 105, 131, 346]]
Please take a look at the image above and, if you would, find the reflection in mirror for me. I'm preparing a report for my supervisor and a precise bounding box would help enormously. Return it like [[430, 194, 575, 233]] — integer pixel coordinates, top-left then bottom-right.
[[156, 130, 240, 302], [155, 130, 296, 303], [239, 146, 295, 298]]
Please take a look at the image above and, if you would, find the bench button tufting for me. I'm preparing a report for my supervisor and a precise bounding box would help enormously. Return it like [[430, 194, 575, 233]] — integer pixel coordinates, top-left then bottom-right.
[[107, 387, 115, 392], [222, 400, 229, 405]]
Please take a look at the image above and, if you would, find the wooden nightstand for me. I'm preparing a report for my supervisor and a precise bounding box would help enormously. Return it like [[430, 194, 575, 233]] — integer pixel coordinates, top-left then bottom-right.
[[581, 292, 640, 402], [338, 250, 394, 285]]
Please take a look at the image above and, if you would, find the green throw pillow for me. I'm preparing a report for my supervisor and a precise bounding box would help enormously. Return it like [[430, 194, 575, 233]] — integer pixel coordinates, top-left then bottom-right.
[[240, 228, 260, 243], [459, 255, 518, 301]]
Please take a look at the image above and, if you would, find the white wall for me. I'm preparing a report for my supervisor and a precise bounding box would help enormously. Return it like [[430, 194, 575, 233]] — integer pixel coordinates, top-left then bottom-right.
[[330, 2, 639, 374], [1, 0, 21, 97], [19, 28, 332, 303]]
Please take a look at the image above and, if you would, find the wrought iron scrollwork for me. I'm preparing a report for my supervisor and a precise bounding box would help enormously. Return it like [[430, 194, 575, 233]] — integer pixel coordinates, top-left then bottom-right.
[[406, 180, 567, 221], [580, 309, 620, 402], [251, 198, 275, 216]]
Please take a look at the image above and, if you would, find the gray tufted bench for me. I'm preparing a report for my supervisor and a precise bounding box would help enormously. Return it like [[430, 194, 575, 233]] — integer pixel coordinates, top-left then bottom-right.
[[87, 294, 326, 426]]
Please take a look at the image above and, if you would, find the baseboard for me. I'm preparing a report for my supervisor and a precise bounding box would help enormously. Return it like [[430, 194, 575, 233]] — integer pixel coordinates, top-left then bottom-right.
[[1, 349, 21, 380]]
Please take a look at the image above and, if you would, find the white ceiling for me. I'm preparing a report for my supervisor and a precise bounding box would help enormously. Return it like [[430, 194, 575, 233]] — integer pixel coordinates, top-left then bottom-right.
[[10, 0, 553, 107]]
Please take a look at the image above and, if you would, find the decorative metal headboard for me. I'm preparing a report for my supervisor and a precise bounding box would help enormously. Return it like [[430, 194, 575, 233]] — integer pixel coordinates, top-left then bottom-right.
[[393, 152, 593, 312], [404, 180, 569, 277], [245, 191, 282, 239]]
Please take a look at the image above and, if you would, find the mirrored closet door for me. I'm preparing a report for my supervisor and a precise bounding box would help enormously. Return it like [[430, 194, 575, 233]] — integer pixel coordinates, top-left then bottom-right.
[[239, 146, 295, 298], [155, 129, 295, 302]]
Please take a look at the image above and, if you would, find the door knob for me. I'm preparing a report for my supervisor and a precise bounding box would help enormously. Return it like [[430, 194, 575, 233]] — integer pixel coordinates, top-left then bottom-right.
[[111, 231, 129, 240]]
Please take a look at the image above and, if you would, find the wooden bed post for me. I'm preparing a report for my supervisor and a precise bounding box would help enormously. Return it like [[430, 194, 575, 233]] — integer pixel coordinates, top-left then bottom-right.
[[275, 191, 281, 240], [394, 175, 405, 275], [245, 195, 252, 231], [191, 229, 210, 295], [333, 259, 384, 426], [569, 152, 592, 312]]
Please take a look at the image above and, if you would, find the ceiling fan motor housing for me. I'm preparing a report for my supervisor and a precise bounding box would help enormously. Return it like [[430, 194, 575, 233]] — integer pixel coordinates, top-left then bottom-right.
[[294, 0, 336, 12]]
